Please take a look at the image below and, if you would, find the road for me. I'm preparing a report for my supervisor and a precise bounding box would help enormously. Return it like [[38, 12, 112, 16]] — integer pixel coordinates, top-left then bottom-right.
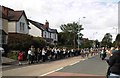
[[2, 55, 109, 78]]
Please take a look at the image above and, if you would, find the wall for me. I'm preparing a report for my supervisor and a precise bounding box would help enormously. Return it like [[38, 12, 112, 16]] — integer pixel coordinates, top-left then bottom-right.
[[29, 22, 42, 37], [16, 14, 29, 34], [2, 19, 8, 34], [8, 22, 16, 33]]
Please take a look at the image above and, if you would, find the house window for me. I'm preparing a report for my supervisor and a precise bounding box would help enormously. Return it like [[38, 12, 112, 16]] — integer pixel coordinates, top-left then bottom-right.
[[55, 33, 56, 39], [45, 31, 46, 38], [20, 22, 25, 32], [0, 35, 2, 45], [50, 33, 51, 38]]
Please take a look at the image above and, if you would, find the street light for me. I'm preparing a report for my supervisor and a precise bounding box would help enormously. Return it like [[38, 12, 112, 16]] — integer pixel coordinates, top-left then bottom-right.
[[113, 27, 118, 35], [77, 17, 86, 49]]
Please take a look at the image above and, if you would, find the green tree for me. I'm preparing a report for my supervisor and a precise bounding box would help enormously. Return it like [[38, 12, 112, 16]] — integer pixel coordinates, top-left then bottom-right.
[[101, 33, 112, 48], [60, 22, 84, 48], [32, 37, 46, 49], [115, 34, 120, 46]]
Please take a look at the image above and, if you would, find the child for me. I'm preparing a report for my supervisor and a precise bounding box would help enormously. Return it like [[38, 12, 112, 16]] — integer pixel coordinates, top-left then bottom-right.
[[18, 51, 23, 65]]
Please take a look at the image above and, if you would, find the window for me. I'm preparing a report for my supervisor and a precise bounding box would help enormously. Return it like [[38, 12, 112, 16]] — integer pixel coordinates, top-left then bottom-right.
[[0, 35, 2, 45], [55, 33, 56, 39], [20, 22, 25, 32], [45, 31, 46, 38], [50, 33, 51, 38]]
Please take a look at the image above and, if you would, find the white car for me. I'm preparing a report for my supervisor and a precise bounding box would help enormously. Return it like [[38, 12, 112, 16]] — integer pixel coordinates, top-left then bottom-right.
[[0, 47, 5, 54]]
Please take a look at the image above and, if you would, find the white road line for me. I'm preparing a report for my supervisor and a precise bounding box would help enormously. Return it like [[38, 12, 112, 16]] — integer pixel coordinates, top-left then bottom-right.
[[41, 67, 63, 76], [69, 61, 80, 66]]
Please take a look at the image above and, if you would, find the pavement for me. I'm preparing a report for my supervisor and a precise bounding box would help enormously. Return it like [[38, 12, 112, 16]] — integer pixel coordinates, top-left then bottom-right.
[[2, 57, 17, 65]]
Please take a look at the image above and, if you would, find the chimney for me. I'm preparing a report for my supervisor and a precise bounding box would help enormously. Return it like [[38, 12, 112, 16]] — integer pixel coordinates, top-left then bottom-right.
[[45, 20, 49, 29]]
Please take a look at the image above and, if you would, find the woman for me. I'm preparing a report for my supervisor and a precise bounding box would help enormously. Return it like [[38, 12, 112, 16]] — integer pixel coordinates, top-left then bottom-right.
[[108, 42, 120, 78]]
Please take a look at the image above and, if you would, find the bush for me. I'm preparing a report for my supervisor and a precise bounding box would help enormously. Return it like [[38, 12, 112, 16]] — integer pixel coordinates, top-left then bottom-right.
[[32, 37, 46, 49], [8, 33, 33, 51], [7, 51, 18, 60], [8, 33, 47, 51]]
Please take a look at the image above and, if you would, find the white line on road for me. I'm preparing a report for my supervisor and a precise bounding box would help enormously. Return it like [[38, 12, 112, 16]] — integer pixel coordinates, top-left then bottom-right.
[[69, 58, 87, 66], [69, 61, 80, 66], [41, 67, 63, 76], [41, 58, 88, 76]]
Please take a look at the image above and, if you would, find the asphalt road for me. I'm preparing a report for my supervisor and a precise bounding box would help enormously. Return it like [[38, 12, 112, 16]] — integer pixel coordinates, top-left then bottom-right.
[[2, 55, 108, 78], [57, 55, 108, 76], [2, 55, 86, 76]]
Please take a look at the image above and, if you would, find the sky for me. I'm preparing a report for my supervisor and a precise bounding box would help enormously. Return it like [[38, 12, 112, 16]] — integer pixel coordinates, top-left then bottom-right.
[[1, 0, 120, 41]]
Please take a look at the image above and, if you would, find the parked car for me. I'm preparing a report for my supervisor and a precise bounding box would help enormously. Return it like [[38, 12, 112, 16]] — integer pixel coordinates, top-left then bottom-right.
[[0, 47, 5, 54]]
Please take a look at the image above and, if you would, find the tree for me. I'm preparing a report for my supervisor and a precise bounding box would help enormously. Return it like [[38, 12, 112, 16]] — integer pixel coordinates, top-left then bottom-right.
[[115, 34, 120, 42], [115, 34, 120, 46], [101, 33, 112, 48], [32, 37, 46, 49], [60, 22, 84, 48]]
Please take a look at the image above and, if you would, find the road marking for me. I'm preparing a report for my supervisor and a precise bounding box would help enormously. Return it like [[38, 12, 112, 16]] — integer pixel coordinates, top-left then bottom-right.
[[69, 58, 86, 66], [69, 61, 80, 66], [41, 67, 63, 76]]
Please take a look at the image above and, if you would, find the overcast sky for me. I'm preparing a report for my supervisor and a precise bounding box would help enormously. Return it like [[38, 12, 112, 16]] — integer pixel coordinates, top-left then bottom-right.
[[1, 0, 119, 41]]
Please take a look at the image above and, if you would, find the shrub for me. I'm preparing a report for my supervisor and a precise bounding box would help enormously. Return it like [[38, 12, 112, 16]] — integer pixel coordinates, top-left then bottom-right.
[[32, 37, 47, 49], [8, 33, 33, 51], [7, 51, 18, 60]]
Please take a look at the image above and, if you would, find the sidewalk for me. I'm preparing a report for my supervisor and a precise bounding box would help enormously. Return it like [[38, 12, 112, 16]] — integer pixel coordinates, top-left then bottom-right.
[[2, 57, 17, 65]]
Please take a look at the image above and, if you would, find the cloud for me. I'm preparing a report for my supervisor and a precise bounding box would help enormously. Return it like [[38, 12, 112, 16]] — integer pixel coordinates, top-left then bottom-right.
[[1, 0, 118, 41]]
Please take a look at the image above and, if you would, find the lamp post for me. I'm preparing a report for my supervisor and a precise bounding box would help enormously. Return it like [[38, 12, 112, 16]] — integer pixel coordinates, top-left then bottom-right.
[[113, 27, 118, 35], [77, 17, 85, 49]]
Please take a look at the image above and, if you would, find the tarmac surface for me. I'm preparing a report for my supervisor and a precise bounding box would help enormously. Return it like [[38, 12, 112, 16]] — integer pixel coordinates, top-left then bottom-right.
[[2, 55, 109, 78]]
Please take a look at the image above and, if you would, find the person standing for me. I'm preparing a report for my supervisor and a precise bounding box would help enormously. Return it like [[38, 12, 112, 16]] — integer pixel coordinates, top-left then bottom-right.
[[42, 48, 46, 62], [18, 50, 23, 65], [30, 45, 35, 64], [36, 48, 41, 63], [27, 48, 32, 64], [108, 42, 120, 78]]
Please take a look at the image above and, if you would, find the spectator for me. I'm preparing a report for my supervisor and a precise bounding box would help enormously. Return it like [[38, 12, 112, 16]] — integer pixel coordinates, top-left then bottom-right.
[[27, 48, 32, 64], [108, 42, 120, 78], [18, 50, 23, 65], [42, 48, 46, 62]]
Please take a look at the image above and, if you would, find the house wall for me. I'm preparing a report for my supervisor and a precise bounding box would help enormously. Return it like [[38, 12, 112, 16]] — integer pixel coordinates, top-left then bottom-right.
[[0, 18, 8, 45], [55, 33, 58, 41], [51, 33, 58, 41], [0, 18, 2, 46], [43, 31, 49, 38], [8, 22, 16, 32], [2, 19, 8, 34], [29, 22, 42, 37], [16, 14, 29, 34]]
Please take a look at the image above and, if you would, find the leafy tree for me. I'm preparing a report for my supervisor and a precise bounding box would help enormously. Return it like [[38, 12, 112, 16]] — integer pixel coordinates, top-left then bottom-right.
[[115, 34, 120, 42], [101, 33, 112, 48], [60, 22, 84, 48], [115, 34, 120, 46], [32, 37, 46, 49]]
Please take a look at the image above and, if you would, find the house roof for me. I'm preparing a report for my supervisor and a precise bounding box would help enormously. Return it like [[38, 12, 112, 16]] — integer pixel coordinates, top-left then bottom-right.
[[48, 28, 58, 33], [28, 19, 45, 30], [28, 19, 58, 33], [1, 6, 29, 25], [8, 11, 23, 21]]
